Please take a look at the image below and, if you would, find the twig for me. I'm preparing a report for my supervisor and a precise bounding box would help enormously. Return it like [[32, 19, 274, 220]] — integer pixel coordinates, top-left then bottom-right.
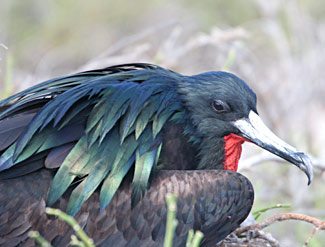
[[231, 213, 325, 246], [186, 229, 194, 247], [239, 152, 284, 171], [191, 231, 204, 247], [45, 208, 95, 247], [235, 213, 325, 235], [0, 43, 8, 50], [253, 204, 290, 220], [239, 152, 325, 173], [164, 194, 178, 247], [70, 234, 87, 247], [304, 227, 320, 246], [28, 231, 53, 247], [79, 21, 177, 71], [249, 230, 280, 247]]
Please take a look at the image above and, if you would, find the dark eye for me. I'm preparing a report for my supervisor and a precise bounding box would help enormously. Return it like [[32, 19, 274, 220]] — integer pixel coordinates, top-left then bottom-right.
[[211, 100, 230, 113]]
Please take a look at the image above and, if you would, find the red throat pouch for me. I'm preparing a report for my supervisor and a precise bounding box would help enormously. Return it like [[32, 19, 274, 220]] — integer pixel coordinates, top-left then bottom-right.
[[223, 133, 247, 171]]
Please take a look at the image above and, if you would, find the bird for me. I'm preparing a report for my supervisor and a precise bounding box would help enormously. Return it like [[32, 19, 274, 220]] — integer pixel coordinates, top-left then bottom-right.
[[0, 63, 313, 247]]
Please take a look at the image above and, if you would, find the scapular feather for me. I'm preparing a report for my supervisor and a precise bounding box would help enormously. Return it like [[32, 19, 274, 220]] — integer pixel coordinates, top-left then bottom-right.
[[0, 144, 16, 171], [82, 129, 120, 195], [131, 148, 157, 208], [86, 83, 137, 143], [46, 136, 89, 206], [152, 105, 180, 138], [0, 157, 44, 179], [99, 156, 135, 210], [0, 113, 35, 151], [119, 85, 156, 143], [0, 63, 184, 215], [45, 143, 74, 169], [135, 94, 163, 140]]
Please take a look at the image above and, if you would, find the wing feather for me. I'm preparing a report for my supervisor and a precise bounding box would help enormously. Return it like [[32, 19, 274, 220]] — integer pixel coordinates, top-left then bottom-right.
[[0, 113, 35, 151], [0, 63, 184, 216], [45, 143, 74, 169]]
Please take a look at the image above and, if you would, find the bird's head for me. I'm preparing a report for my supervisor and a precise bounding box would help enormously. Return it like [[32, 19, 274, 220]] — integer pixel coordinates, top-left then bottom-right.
[[178, 71, 313, 184]]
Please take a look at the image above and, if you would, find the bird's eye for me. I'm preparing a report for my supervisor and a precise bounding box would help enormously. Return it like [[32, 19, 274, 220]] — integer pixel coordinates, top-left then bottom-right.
[[212, 100, 230, 113]]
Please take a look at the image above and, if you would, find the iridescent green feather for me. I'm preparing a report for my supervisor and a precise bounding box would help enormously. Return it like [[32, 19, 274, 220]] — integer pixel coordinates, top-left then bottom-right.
[[119, 85, 156, 143], [86, 83, 137, 144], [99, 157, 135, 210], [131, 148, 158, 208], [47, 135, 90, 206], [82, 129, 120, 194], [135, 94, 163, 140], [0, 64, 186, 216], [0, 144, 16, 171]]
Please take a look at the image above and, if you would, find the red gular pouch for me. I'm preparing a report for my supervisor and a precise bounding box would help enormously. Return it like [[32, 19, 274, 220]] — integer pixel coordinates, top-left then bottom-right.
[[223, 133, 249, 171]]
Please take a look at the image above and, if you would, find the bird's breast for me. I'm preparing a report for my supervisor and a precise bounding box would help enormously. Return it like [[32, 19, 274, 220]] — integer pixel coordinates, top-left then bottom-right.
[[158, 122, 200, 170]]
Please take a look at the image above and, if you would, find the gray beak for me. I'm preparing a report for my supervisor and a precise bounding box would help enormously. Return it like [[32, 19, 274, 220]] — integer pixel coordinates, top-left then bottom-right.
[[232, 111, 313, 185]]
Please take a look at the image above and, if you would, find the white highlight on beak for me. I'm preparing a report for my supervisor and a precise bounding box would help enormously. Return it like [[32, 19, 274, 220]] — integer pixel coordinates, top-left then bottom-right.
[[232, 110, 313, 184], [233, 111, 299, 155]]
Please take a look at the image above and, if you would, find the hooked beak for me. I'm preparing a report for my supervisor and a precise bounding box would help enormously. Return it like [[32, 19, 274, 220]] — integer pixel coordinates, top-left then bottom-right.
[[232, 111, 313, 185]]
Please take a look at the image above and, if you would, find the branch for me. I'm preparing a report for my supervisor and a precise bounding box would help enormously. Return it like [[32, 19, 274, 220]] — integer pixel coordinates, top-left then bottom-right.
[[164, 194, 178, 247], [253, 204, 290, 220], [45, 208, 95, 247], [235, 212, 325, 246], [0, 43, 8, 50], [250, 230, 279, 247], [28, 231, 52, 247], [239, 152, 325, 173], [233, 213, 325, 247]]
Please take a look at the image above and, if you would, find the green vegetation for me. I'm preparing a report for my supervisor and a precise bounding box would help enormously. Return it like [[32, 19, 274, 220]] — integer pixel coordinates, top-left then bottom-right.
[[164, 194, 203, 247], [29, 208, 95, 247], [253, 203, 291, 220]]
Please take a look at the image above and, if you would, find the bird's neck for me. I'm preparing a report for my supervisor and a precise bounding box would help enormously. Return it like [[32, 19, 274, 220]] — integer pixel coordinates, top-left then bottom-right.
[[197, 137, 226, 170], [159, 114, 245, 171], [197, 134, 245, 171], [174, 111, 245, 171]]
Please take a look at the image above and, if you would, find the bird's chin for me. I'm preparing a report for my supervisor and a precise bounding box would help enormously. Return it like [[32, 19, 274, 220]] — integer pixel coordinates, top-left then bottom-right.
[[232, 110, 313, 185]]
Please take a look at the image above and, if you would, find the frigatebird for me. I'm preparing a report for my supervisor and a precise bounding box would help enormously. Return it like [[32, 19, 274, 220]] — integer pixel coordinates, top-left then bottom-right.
[[0, 63, 312, 247]]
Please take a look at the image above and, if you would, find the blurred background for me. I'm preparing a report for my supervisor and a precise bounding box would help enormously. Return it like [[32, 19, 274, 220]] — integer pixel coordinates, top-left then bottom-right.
[[0, 0, 324, 246]]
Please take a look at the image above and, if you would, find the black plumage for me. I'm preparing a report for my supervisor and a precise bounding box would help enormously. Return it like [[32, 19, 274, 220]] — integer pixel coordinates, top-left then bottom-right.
[[0, 63, 312, 246]]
